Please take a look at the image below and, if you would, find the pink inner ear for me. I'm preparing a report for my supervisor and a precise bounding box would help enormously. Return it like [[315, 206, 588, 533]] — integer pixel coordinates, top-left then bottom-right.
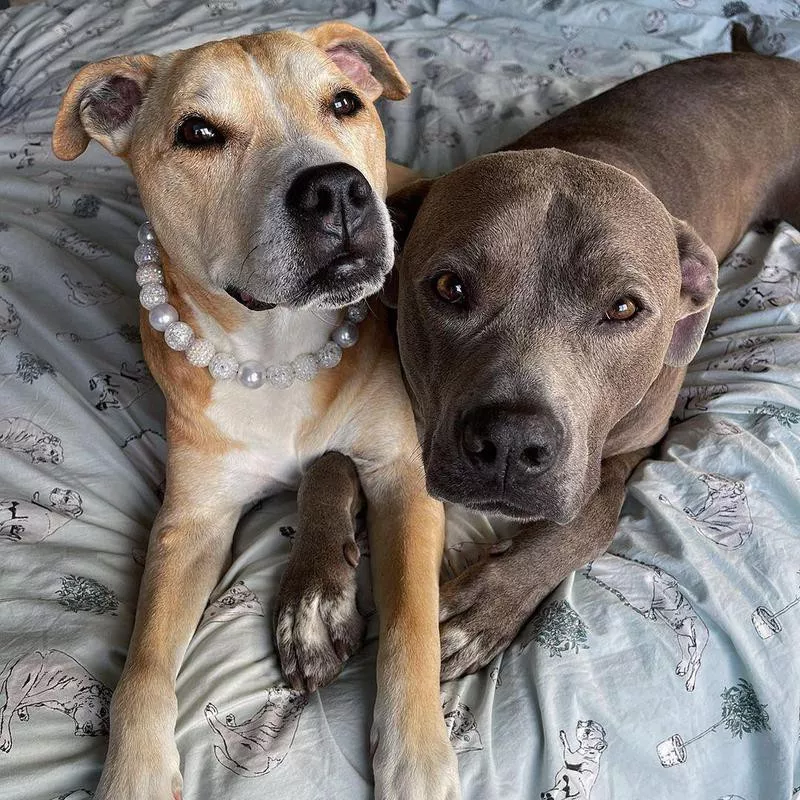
[[681, 254, 716, 307], [327, 46, 382, 99]]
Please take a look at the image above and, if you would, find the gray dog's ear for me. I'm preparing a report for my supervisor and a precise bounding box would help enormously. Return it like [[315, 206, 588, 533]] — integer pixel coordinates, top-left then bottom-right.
[[304, 22, 410, 102], [381, 178, 435, 308], [53, 54, 158, 161], [664, 218, 719, 367]]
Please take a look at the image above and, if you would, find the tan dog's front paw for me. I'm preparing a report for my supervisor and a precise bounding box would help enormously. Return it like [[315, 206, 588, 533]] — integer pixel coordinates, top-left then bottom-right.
[[372, 720, 461, 800], [275, 553, 365, 693], [95, 746, 182, 800]]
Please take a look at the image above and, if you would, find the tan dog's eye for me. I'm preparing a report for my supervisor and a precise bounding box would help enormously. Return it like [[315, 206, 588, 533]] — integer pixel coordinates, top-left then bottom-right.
[[605, 297, 638, 321], [176, 116, 224, 147], [331, 91, 362, 118], [432, 272, 466, 305]]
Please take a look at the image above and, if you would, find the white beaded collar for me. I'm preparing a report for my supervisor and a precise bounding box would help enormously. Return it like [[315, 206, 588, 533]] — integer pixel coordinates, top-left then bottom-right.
[[134, 221, 367, 390]]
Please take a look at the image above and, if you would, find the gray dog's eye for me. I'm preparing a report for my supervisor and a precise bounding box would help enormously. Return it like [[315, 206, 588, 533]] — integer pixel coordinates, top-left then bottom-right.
[[605, 296, 638, 321], [176, 116, 224, 147], [331, 91, 362, 118], [432, 271, 466, 305]]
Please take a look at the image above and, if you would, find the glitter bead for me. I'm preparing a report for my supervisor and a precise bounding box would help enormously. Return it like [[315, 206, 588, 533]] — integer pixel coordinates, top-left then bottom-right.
[[208, 353, 238, 381], [164, 321, 194, 351], [148, 303, 179, 332], [332, 321, 359, 349], [139, 282, 168, 310], [293, 353, 319, 382], [185, 338, 215, 367], [317, 341, 342, 369], [237, 360, 266, 389], [137, 221, 156, 244], [346, 301, 368, 323], [134, 243, 161, 267], [266, 363, 295, 389], [135, 264, 163, 287]]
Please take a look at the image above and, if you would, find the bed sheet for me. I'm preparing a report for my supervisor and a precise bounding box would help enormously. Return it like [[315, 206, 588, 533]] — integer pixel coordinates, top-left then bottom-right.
[[0, 1, 799, 799]]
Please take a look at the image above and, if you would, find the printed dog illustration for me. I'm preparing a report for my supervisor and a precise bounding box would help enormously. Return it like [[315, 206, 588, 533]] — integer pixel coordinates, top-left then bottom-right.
[[704, 336, 777, 373], [88, 360, 156, 411], [204, 689, 307, 777], [584, 554, 709, 691], [0, 487, 83, 543], [0, 417, 64, 464], [0, 650, 111, 753], [201, 581, 264, 625], [0, 295, 20, 343], [442, 696, 483, 753], [737, 263, 800, 309], [681, 473, 753, 550], [541, 720, 608, 800]]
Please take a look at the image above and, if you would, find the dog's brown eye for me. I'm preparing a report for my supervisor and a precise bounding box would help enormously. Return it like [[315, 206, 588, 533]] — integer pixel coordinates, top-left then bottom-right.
[[605, 297, 638, 321], [176, 116, 224, 147], [432, 271, 466, 305], [331, 91, 361, 118]]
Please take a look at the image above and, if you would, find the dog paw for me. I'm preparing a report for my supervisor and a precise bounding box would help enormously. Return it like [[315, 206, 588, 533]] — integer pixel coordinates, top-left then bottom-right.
[[275, 549, 365, 693], [372, 715, 461, 800], [95, 753, 183, 800], [439, 542, 532, 681], [0, 735, 11, 753]]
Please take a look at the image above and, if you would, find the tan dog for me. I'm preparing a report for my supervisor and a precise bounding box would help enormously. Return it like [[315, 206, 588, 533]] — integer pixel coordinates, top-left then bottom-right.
[[53, 23, 458, 800]]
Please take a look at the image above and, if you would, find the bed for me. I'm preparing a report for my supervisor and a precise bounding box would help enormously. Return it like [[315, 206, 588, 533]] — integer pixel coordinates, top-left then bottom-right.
[[0, 1, 799, 798]]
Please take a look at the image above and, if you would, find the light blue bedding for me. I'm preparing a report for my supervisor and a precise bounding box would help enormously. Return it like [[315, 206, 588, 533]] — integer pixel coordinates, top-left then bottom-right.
[[0, 1, 799, 799]]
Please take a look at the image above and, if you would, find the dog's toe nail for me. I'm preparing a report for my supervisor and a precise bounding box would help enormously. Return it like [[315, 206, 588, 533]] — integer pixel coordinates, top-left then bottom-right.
[[343, 539, 360, 568]]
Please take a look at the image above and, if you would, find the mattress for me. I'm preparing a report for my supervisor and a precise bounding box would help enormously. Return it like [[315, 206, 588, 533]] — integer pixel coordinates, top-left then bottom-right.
[[0, 1, 799, 799]]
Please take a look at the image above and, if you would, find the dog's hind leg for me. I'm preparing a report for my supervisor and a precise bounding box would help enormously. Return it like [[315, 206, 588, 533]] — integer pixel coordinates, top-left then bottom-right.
[[0, 651, 45, 752], [274, 450, 366, 692]]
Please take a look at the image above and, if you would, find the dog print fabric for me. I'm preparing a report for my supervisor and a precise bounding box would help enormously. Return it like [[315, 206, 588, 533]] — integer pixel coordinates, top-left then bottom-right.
[[0, 2, 799, 799]]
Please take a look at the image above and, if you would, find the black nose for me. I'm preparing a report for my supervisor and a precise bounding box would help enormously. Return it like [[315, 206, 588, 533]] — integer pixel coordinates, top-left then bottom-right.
[[460, 405, 561, 479], [285, 162, 372, 239]]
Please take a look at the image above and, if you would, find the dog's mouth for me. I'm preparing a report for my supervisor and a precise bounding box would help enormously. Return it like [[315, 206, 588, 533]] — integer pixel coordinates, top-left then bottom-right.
[[224, 285, 276, 312]]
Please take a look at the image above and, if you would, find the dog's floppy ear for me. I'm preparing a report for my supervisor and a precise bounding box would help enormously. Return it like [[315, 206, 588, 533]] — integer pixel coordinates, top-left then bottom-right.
[[304, 22, 410, 102], [381, 177, 435, 308], [53, 54, 157, 161], [664, 218, 719, 367]]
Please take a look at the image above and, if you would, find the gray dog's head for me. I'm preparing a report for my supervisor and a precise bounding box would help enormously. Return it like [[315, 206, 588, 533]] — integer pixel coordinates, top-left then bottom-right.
[[53, 24, 410, 311], [390, 149, 717, 523]]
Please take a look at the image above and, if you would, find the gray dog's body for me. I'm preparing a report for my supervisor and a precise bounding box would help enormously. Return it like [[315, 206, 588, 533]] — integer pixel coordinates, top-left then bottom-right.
[[387, 53, 800, 677]]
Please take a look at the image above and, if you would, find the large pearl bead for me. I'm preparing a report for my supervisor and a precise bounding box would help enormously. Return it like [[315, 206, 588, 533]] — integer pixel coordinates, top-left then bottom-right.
[[332, 321, 359, 349], [134, 243, 160, 267], [266, 363, 295, 389], [317, 341, 342, 369], [185, 338, 215, 367], [137, 221, 156, 244], [148, 303, 179, 332], [208, 353, 238, 381], [237, 360, 266, 389], [139, 282, 168, 310], [164, 321, 194, 351]]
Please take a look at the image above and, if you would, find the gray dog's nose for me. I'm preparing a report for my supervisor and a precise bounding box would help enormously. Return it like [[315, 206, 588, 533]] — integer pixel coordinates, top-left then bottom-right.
[[460, 405, 561, 480], [285, 162, 371, 238]]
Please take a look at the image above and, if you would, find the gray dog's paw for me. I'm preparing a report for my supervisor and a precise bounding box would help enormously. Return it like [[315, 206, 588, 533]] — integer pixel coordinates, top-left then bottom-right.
[[275, 544, 365, 693], [439, 542, 531, 681]]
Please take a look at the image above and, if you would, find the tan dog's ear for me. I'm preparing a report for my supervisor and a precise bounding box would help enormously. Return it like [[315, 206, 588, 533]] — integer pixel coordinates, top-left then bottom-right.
[[53, 54, 157, 161], [381, 177, 435, 308], [304, 22, 410, 102], [664, 218, 719, 367]]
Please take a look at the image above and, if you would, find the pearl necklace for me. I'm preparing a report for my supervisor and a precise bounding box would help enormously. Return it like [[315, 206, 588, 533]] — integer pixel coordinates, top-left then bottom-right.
[[134, 221, 366, 390]]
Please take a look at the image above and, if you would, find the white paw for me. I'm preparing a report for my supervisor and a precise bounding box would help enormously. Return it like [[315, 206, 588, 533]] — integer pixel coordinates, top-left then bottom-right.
[[95, 751, 183, 800], [372, 717, 461, 800]]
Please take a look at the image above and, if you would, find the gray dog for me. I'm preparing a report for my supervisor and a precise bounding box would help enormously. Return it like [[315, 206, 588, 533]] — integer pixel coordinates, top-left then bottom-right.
[[384, 52, 800, 678]]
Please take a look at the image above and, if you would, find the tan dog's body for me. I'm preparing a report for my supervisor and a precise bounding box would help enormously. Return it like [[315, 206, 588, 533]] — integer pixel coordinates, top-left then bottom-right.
[[54, 25, 458, 800]]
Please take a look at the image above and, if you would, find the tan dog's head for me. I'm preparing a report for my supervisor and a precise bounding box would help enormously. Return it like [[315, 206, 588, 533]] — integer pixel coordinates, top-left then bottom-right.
[[53, 23, 409, 311], [390, 149, 717, 523]]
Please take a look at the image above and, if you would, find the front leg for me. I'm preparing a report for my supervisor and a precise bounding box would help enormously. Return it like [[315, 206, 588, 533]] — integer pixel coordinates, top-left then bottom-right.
[[440, 448, 650, 680], [96, 447, 245, 800], [363, 456, 460, 800], [275, 451, 366, 693]]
